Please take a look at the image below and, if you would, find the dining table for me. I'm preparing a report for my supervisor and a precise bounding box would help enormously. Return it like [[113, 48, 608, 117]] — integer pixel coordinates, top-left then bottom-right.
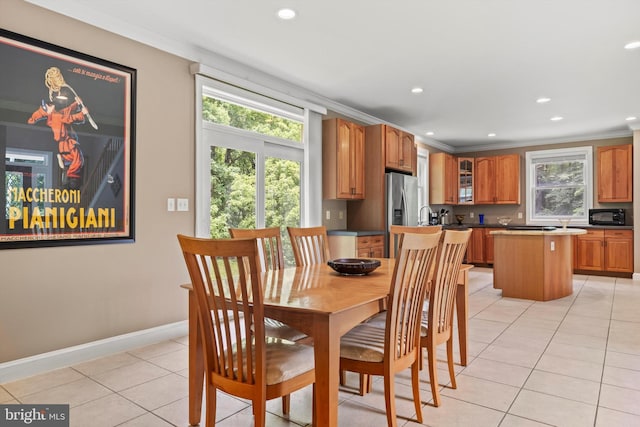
[[182, 259, 472, 427]]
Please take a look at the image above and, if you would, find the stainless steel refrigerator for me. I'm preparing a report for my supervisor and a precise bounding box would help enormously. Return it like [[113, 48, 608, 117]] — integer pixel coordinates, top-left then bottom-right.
[[385, 171, 419, 230]]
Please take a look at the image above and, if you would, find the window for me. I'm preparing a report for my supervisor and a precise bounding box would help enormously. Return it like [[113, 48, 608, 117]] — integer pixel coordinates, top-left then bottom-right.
[[195, 75, 322, 266], [525, 147, 593, 225]]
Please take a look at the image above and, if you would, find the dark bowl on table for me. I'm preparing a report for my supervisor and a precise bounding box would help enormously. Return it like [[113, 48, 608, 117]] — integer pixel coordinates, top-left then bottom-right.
[[327, 258, 381, 275]]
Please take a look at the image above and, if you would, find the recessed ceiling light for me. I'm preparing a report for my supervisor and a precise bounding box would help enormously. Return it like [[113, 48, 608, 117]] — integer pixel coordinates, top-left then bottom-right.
[[411, 87, 423, 94], [536, 97, 551, 104], [488, 133, 496, 137], [626, 116, 637, 121], [624, 40, 640, 50], [426, 131, 434, 136], [550, 116, 563, 121], [277, 8, 296, 20]]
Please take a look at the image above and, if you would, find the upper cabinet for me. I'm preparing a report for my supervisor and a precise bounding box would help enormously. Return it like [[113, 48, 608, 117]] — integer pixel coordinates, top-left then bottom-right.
[[597, 144, 632, 203], [475, 154, 520, 204], [429, 152, 457, 205], [384, 125, 416, 174], [322, 118, 365, 199]]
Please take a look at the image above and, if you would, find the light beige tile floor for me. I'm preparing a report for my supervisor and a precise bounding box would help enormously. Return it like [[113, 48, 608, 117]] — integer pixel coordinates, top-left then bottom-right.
[[2, 268, 640, 426]]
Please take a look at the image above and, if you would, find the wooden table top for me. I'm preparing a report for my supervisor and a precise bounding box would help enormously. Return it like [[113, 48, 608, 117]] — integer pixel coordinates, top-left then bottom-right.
[[260, 258, 394, 314]]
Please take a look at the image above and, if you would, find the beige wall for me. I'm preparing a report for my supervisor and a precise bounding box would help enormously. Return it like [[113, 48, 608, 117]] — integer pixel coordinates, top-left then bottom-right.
[[1, 0, 195, 361]]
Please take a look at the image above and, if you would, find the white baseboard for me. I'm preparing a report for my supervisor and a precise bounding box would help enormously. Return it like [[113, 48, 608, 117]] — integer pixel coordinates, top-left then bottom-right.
[[0, 320, 188, 384]]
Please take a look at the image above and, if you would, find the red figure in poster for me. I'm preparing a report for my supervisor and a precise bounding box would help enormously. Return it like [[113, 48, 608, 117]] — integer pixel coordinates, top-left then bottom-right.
[[27, 67, 91, 190]]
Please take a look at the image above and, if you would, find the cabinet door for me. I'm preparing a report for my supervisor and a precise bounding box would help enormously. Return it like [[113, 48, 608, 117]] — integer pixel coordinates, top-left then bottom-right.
[[495, 154, 520, 204], [351, 123, 365, 198], [474, 157, 495, 204], [458, 158, 474, 204], [429, 152, 457, 205], [469, 228, 485, 263], [576, 230, 605, 271], [605, 230, 633, 272], [335, 119, 364, 199], [598, 144, 632, 202], [385, 126, 402, 170], [399, 131, 415, 173]]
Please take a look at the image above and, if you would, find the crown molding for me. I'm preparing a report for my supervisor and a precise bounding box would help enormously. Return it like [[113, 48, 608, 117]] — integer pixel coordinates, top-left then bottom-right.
[[452, 129, 633, 153]]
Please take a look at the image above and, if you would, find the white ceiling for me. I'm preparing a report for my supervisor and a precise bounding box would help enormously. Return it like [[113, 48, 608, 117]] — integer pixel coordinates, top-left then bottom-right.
[[28, 0, 640, 152]]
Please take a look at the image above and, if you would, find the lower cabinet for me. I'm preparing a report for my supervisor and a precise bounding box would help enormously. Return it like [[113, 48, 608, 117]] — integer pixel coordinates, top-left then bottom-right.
[[575, 229, 633, 273], [328, 233, 385, 259], [465, 227, 499, 264]]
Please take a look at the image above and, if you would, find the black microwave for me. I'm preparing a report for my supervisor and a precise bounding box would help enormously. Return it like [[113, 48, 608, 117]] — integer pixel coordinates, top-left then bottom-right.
[[589, 208, 625, 226]]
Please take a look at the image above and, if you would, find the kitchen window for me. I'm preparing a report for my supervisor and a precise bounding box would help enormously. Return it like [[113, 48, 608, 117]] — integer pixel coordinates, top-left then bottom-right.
[[525, 146, 593, 225]]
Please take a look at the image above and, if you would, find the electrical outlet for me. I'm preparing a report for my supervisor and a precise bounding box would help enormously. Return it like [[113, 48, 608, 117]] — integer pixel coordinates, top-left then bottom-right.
[[325, 210, 331, 220], [469, 212, 474, 218], [517, 212, 523, 219], [167, 198, 175, 212], [339, 211, 344, 220], [177, 198, 189, 211]]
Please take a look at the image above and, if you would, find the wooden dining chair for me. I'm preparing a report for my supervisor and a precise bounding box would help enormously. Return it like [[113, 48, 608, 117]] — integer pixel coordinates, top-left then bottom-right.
[[229, 227, 307, 343], [177, 235, 315, 427], [421, 228, 471, 407], [287, 225, 331, 266], [389, 225, 442, 258], [339, 232, 441, 427]]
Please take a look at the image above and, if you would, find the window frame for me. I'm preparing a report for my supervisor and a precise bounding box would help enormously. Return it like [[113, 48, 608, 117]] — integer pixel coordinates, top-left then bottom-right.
[[195, 76, 310, 238], [525, 146, 593, 226]]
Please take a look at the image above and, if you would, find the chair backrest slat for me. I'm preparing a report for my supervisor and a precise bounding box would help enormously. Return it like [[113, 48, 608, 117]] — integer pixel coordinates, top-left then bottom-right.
[[386, 232, 441, 361], [287, 226, 331, 266]]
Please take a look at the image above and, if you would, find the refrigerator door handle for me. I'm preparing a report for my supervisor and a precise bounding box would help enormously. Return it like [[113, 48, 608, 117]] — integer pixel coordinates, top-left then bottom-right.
[[400, 188, 408, 225]]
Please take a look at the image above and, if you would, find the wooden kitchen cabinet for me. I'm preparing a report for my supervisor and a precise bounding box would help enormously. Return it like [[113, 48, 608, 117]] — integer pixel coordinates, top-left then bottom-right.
[[575, 229, 605, 271], [604, 229, 634, 272], [597, 144, 632, 203], [328, 233, 384, 259], [429, 152, 457, 205], [575, 228, 633, 273], [475, 154, 520, 204], [467, 228, 486, 264], [322, 118, 365, 199], [384, 125, 416, 174]]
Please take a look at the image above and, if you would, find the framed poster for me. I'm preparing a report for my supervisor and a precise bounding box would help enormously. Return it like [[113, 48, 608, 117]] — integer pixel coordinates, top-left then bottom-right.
[[0, 29, 136, 249]]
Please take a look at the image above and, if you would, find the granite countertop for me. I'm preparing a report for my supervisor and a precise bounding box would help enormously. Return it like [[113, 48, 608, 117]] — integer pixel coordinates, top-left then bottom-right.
[[490, 228, 587, 236], [327, 230, 386, 236], [446, 224, 633, 230]]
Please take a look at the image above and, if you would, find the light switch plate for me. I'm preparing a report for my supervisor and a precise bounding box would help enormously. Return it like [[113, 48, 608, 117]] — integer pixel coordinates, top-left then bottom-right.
[[177, 198, 189, 211], [167, 198, 175, 212]]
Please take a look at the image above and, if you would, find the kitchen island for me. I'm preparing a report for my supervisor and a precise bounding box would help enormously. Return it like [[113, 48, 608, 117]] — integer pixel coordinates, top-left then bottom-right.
[[491, 228, 586, 301]]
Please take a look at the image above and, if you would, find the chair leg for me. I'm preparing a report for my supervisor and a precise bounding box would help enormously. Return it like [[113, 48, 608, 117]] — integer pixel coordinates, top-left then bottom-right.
[[282, 394, 290, 415], [383, 372, 397, 427], [427, 345, 441, 407], [340, 369, 346, 386], [446, 338, 457, 389], [411, 361, 423, 424], [254, 398, 266, 427], [205, 383, 216, 427]]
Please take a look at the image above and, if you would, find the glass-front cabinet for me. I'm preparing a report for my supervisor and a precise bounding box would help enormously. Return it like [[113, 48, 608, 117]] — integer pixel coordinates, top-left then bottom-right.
[[458, 157, 474, 204]]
